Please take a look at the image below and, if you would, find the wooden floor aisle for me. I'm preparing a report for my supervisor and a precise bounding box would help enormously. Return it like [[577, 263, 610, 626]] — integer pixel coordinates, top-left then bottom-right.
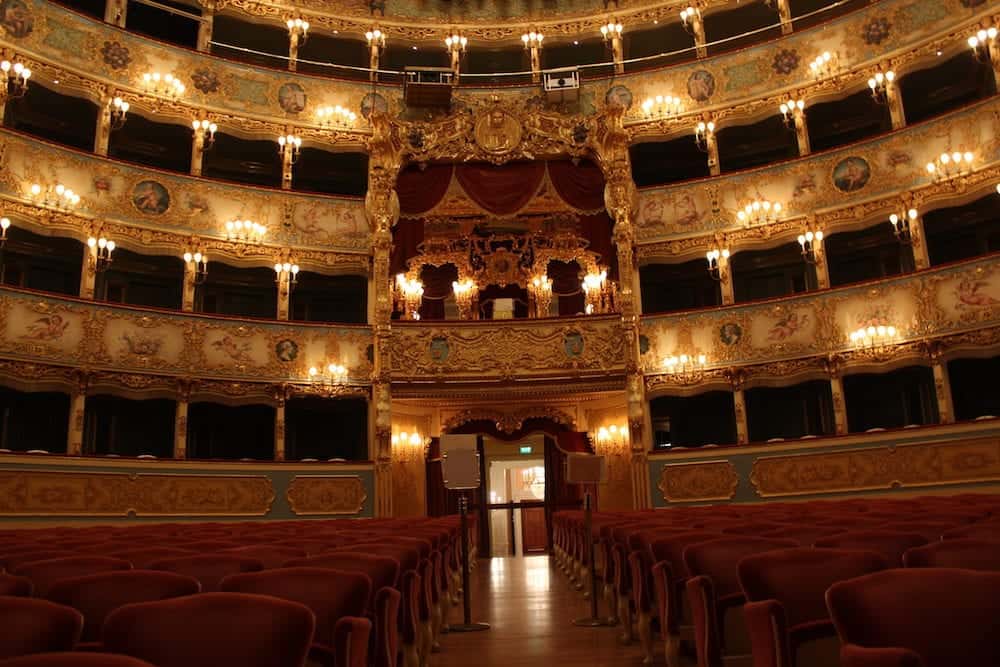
[[434, 556, 691, 667]]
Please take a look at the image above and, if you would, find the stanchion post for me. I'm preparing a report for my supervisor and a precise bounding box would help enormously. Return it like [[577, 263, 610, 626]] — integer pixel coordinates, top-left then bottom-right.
[[450, 491, 490, 632], [573, 486, 613, 627]]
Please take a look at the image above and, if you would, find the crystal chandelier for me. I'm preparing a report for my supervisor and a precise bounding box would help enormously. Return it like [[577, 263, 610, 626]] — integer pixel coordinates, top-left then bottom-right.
[[394, 274, 424, 320], [582, 269, 615, 315]]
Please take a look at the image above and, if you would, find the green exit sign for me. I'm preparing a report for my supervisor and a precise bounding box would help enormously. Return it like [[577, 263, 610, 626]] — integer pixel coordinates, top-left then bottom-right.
[[519, 446, 533, 454]]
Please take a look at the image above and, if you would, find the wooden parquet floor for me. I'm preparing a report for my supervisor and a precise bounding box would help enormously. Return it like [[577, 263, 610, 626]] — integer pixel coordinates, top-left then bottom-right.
[[433, 556, 694, 667]]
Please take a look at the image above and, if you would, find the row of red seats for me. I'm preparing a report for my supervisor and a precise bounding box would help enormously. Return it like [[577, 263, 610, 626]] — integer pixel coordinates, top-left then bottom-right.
[[0, 516, 477, 667], [553, 493, 1000, 667]]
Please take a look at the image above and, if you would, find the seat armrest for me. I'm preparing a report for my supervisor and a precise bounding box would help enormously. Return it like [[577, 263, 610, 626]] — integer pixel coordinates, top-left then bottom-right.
[[788, 618, 838, 651], [743, 599, 792, 667], [629, 551, 652, 613], [840, 644, 924, 667], [333, 616, 373, 667], [652, 560, 678, 635], [687, 575, 722, 667]]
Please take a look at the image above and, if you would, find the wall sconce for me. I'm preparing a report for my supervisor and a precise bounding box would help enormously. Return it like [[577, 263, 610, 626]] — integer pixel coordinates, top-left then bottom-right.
[[521, 29, 544, 49], [316, 105, 357, 128], [141, 72, 185, 98], [451, 278, 478, 320], [888, 207, 917, 244], [968, 26, 997, 61], [0, 216, 11, 248], [88, 236, 115, 272], [694, 120, 715, 151], [529, 273, 553, 318], [867, 69, 895, 102], [183, 251, 208, 284], [706, 247, 729, 281], [109, 97, 129, 130], [391, 429, 429, 461], [277, 134, 302, 164], [309, 362, 347, 384], [641, 94, 683, 118], [662, 353, 707, 384], [809, 51, 837, 78], [926, 151, 974, 180], [600, 20, 623, 41], [737, 199, 782, 226], [779, 98, 804, 127], [582, 269, 615, 315], [192, 118, 217, 149], [225, 219, 266, 243], [594, 423, 629, 454], [798, 228, 824, 264], [444, 31, 468, 53], [393, 273, 424, 320], [274, 262, 300, 291], [0, 58, 29, 100], [679, 6, 700, 32], [286, 17, 310, 42], [366, 27, 386, 49], [850, 324, 897, 350], [30, 183, 80, 209]]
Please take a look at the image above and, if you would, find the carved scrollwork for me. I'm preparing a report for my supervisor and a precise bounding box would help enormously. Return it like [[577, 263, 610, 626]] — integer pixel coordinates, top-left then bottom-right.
[[442, 406, 577, 434]]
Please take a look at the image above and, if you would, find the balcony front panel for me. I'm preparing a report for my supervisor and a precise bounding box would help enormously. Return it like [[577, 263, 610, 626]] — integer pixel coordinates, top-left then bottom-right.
[[636, 95, 1000, 248], [0, 130, 370, 257], [0, 287, 373, 383], [389, 315, 626, 384], [641, 254, 1000, 384]]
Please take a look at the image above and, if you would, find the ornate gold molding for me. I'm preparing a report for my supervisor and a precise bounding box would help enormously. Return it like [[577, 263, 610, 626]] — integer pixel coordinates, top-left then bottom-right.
[[0, 470, 275, 516], [750, 438, 1000, 498], [441, 406, 578, 434], [286, 475, 368, 515], [657, 460, 739, 502]]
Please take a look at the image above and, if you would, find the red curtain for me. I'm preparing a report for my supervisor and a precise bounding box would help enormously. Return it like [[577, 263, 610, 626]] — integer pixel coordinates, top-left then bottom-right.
[[397, 164, 453, 216], [390, 218, 424, 275], [454, 162, 546, 215], [417, 264, 458, 320], [548, 159, 606, 211], [580, 213, 619, 279]]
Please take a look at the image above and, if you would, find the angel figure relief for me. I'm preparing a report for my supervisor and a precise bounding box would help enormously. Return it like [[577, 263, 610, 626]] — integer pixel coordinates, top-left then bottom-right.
[[212, 334, 254, 365], [21, 314, 69, 341], [955, 277, 999, 309], [768, 311, 808, 341]]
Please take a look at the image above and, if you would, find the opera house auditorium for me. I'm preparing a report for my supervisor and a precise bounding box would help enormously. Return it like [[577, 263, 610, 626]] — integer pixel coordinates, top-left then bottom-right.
[[0, 0, 999, 664]]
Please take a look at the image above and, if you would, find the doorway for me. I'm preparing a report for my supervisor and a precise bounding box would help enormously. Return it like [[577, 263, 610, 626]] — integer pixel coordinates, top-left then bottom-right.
[[487, 455, 548, 556]]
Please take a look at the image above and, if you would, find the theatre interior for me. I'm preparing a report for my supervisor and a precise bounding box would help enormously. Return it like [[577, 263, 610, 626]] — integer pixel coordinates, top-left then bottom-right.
[[0, 0, 999, 664]]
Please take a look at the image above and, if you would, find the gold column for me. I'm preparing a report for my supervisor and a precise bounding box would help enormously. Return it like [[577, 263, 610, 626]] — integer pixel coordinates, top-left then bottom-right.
[[926, 343, 954, 424], [728, 370, 748, 445], [610, 33, 624, 74], [826, 356, 848, 435], [104, 0, 126, 27], [274, 386, 288, 461], [67, 371, 88, 455], [718, 258, 734, 305], [369, 42, 381, 83], [277, 269, 291, 321], [174, 380, 191, 459], [366, 110, 403, 518], [281, 139, 295, 191], [288, 32, 300, 72], [775, 0, 793, 34], [908, 208, 931, 270], [988, 37, 1000, 89], [80, 241, 97, 300], [449, 48, 462, 83], [197, 1, 214, 53], [809, 216, 830, 290], [182, 259, 197, 312], [793, 110, 811, 156], [705, 123, 720, 176], [528, 44, 542, 83], [95, 94, 112, 157], [886, 76, 906, 129], [691, 15, 707, 59], [190, 129, 206, 177]]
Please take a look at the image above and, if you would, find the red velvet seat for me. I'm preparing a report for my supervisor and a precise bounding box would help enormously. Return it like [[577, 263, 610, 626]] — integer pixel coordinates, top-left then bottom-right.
[[171, 540, 243, 552], [109, 547, 196, 569], [827, 568, 1000, 667], [0, 551, 74, 572], [220, 567, 371, 667], [761, 525, 845, 546], [0, 598, 83, 660], [12, 557, 131, 598], [45, 570, 201, 643], [103, 592, 315, 667], [879, 521, 954, 542], [902, 539, 1000, 571], [683, 536, 798, 667], [225, 545, 307, 569], [814, 530, 928, 566], [0, 573, 32, 597], [738, 548, 888, 667], [942, 522, 1000, 541], [148, 554, 263, 592], [0, 653, 156, 667]]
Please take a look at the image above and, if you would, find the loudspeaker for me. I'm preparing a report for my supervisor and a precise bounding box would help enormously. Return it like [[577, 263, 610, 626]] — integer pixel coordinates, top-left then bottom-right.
[[566, 453, 607, 484], [441, 434, 481, 490]]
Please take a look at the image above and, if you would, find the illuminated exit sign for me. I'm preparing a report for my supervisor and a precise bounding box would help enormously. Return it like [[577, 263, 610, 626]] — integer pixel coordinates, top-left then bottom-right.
[[519, 446, 533, 454]]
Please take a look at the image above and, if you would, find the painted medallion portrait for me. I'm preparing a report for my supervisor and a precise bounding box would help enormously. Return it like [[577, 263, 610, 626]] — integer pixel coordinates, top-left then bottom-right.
[[132, 180, 170, 215], [719, 322, 742, 346], [429, 336, 450, 363], [361, 92, 388, 120], [278, 82, 307, 114], [0, 0, 33, 38], [563, 331, 585, 358], [275, 339, 299, 362], [832, 157, 871, 193], [687, 70, 715, 102], [605, 85, 633, 110]]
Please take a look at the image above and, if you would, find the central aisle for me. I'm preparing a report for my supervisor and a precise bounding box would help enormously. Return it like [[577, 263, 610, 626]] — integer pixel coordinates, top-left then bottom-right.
[[434, 556, 679, 667]]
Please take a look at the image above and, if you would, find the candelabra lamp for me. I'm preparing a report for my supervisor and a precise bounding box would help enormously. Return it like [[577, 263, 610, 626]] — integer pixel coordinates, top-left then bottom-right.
[[0, 58, 30, 100], [798, 228, 823, 264], [393, 273, 424, 320], [889, 208, 917, 244], [183, 251, 208, 284], [88, 236, 115, 272], [529, 273, 553, 318], [451, 278, 478, 320], [706, 248, 729, 281]]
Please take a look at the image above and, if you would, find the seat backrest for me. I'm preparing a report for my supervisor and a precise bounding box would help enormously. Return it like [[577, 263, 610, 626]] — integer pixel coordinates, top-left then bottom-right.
[[881, 521, 955, 542], [219, 567, 369, 648], [720, 522, 786, 536], [942, 522, 1000, 541], [0, 652, 157, 666], [827, 568, 1000, 667], [12, 557, 132, 598], [815, 530, 927, 566], [108, 548, 196, 569], [171, 540, 243, 553], [0, 572, 33, 597], [738, 547, 888, 627], [761, 525, 845, 546], [0, 551, 75, 572], [336, 545, 420, 573], [683, 537, 798, 598], [223, 545, 307, 569], [0, 597, 83, 659], [148, 555, 263, 592], [648, 531, 720, 580], [903, 539, 1000, 571], [102, 592, 315, 667], [45, 570, 201, 643], [284, 553, 400, 601]]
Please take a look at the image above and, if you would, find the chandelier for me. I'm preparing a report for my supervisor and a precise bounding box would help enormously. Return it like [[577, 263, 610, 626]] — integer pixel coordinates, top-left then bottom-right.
[[225, 219, 266, 243], [809, 51, 837, 78], [87, 236, 115, 273], [142, 72, 185, 98], [183, 250, 208, 284], [641, 94, 683, 118], [316, 105, 357, 128], [451, 278, 478, 320], [528, 274, 553, 318], [926, 151, 974, 180], [393, 274, 424, 320], [888, 207, 917, 244], [662, 353, 707, 384], [706, 247, 729, 281], [582, 269, 615, 315], [798, 228, 823, 264], [30, 183, 80, 209], [0, 58, 29, 100], [737, 199, 782, 226]]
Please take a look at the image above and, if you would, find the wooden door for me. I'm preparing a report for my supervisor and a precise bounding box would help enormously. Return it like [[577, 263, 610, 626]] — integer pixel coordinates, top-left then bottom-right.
[[520, 506, 548, 553]]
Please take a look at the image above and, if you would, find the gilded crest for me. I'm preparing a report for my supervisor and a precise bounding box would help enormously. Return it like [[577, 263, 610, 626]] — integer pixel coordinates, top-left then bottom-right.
[[474, 109, 522, 155]]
